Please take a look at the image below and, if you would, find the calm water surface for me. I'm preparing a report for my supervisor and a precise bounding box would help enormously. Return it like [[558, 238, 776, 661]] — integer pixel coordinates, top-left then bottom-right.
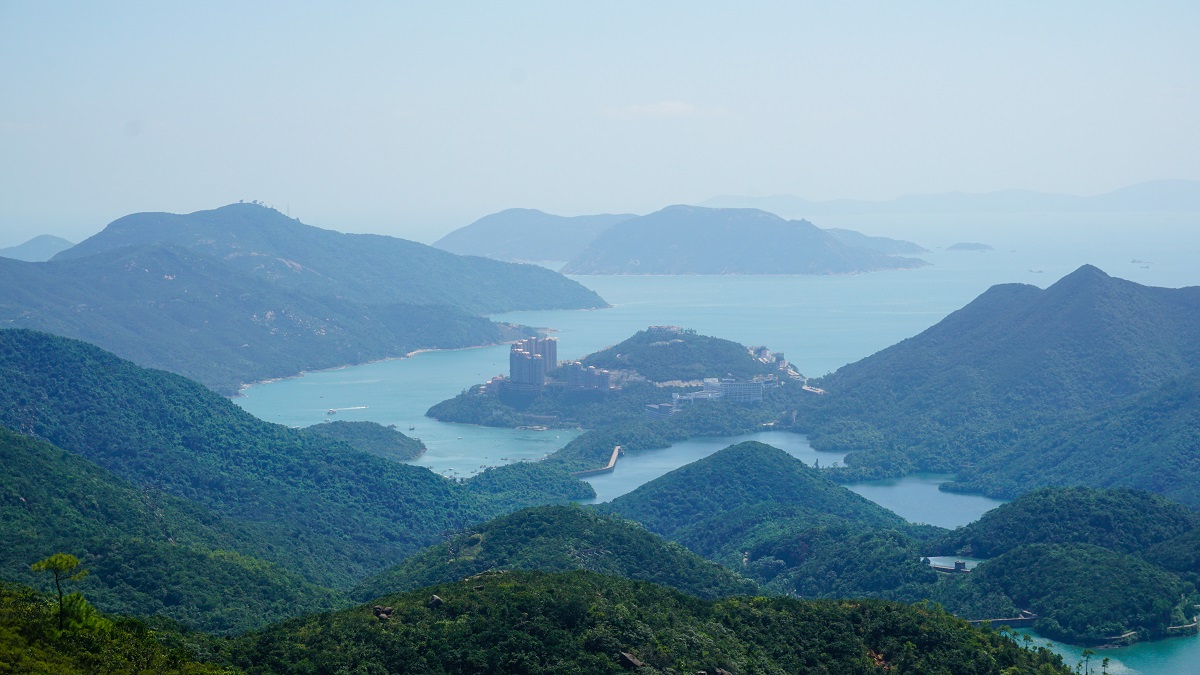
[[1016, 629, 1200, 675], [236, 237, 1200, 672]]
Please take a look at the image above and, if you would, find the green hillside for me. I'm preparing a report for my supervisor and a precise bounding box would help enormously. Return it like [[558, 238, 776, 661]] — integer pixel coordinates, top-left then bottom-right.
[[602, 441, 905, 537], [803, 265, 1200, 484], [936, 487, 1200, 559], [968, 544, 1194, 644], [948, 373, 1200, 507], [0, 329, 590, 589], [56, 202, 606, 314], [561, 205, 927, 274], [580, 326, 775, 382], [0, 244, 522, 394], [228, 571, 1069, 674], [352, 504, 758, 602], [0, 582, 226, 674], [303, 420, 426, 462], [0, 427, 338, 633]]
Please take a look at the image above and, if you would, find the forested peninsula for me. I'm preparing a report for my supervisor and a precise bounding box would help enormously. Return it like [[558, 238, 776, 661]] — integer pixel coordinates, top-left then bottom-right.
[[0, 203, 605, 393]]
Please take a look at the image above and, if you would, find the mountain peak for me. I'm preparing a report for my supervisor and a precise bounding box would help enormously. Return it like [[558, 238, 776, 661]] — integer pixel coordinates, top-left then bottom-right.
[[1044, 264, 1115, 296]]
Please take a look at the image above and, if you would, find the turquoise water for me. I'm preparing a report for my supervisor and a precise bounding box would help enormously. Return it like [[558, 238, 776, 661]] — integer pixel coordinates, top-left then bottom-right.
[[1016, 629, 1200, 675], [580, 431, 844, 503], [846, 474, 1008, 529], [235, 233, 1200, 671]]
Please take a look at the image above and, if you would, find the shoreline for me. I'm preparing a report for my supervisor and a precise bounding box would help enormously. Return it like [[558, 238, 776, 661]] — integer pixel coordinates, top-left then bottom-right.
[[232, 340, 519, 398]]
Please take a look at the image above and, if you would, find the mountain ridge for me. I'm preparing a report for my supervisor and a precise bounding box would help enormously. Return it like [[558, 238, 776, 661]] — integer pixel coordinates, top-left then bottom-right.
[[561, 205, 927, 274]]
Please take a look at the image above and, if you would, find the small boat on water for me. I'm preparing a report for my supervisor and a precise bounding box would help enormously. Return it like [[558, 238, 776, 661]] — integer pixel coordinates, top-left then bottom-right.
[[327, 409, 336, 415], [408, 426, 415, 431]]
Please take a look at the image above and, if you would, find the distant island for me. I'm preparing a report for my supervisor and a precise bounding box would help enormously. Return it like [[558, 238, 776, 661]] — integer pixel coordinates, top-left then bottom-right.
[[433, 208, 635, 263], [433, 206, 928, 269], [561, 205, 927, 274], [946, 242, 994, 251]]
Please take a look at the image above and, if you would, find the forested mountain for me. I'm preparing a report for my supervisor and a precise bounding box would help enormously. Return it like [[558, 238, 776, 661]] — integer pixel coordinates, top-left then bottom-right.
[[352, 504, 758, 601], [303, 420, 426, 462], [229, 570, 1070, 674], [433, 208, 635, 262], [0, 203, 606, 392], [0, 329, 592, 591], [602, 442, 905, 537], [0, 244, 520, 394], [0, 234, 74, 261], [948, 373, 1200, 507], [55, 202, 605, 313], [966, 544, 1193, 644], [580, 326, 776, 382], [936, 487, 1200, 560], [805, 265, 1200, 484], [560, 205, 927, 274], [0, 427, 338, 633]]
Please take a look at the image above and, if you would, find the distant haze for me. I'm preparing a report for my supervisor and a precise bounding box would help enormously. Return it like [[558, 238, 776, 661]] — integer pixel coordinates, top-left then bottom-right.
[[1, 3, 1198, 246]]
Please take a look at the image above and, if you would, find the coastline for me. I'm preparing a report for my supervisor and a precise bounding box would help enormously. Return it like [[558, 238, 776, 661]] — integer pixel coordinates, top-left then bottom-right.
[[231, 340, 520, 398]]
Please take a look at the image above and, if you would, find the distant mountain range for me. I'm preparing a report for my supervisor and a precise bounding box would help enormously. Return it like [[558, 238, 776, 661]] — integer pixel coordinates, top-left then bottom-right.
[[1, 203, 605, 393], [0, 234, 74, 261], [56, 203, 604, 314], [434, 205, 927, 272], [561, 205, 927, 274], [704, 178, 1200, 219], [433, 208, 635, 262]]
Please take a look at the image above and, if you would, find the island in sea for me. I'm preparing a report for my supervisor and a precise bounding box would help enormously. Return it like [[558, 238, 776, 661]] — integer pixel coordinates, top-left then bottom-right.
[[561, 205, 928, 274]]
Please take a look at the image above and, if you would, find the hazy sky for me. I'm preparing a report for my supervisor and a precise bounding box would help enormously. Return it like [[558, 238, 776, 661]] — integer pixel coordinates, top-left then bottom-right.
[[2, 1, 1198, 245]]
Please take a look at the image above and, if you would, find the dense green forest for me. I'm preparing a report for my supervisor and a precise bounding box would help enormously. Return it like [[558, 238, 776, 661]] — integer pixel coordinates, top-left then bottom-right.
[[598, 449, 1199, 645], [601, 442, 905, 537], [228, 570, 1069, 674], [790, 266, 1200, 494], [946, 372, 1200, 507], [968, 544, 1194, 644], [935, 487, 1200, 559], [0, 329, 592, 592], [0, 581, 227, 673], [352, 504, 758, 602], [0, 427, 339, 633], [303, 420, 426, 462]]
